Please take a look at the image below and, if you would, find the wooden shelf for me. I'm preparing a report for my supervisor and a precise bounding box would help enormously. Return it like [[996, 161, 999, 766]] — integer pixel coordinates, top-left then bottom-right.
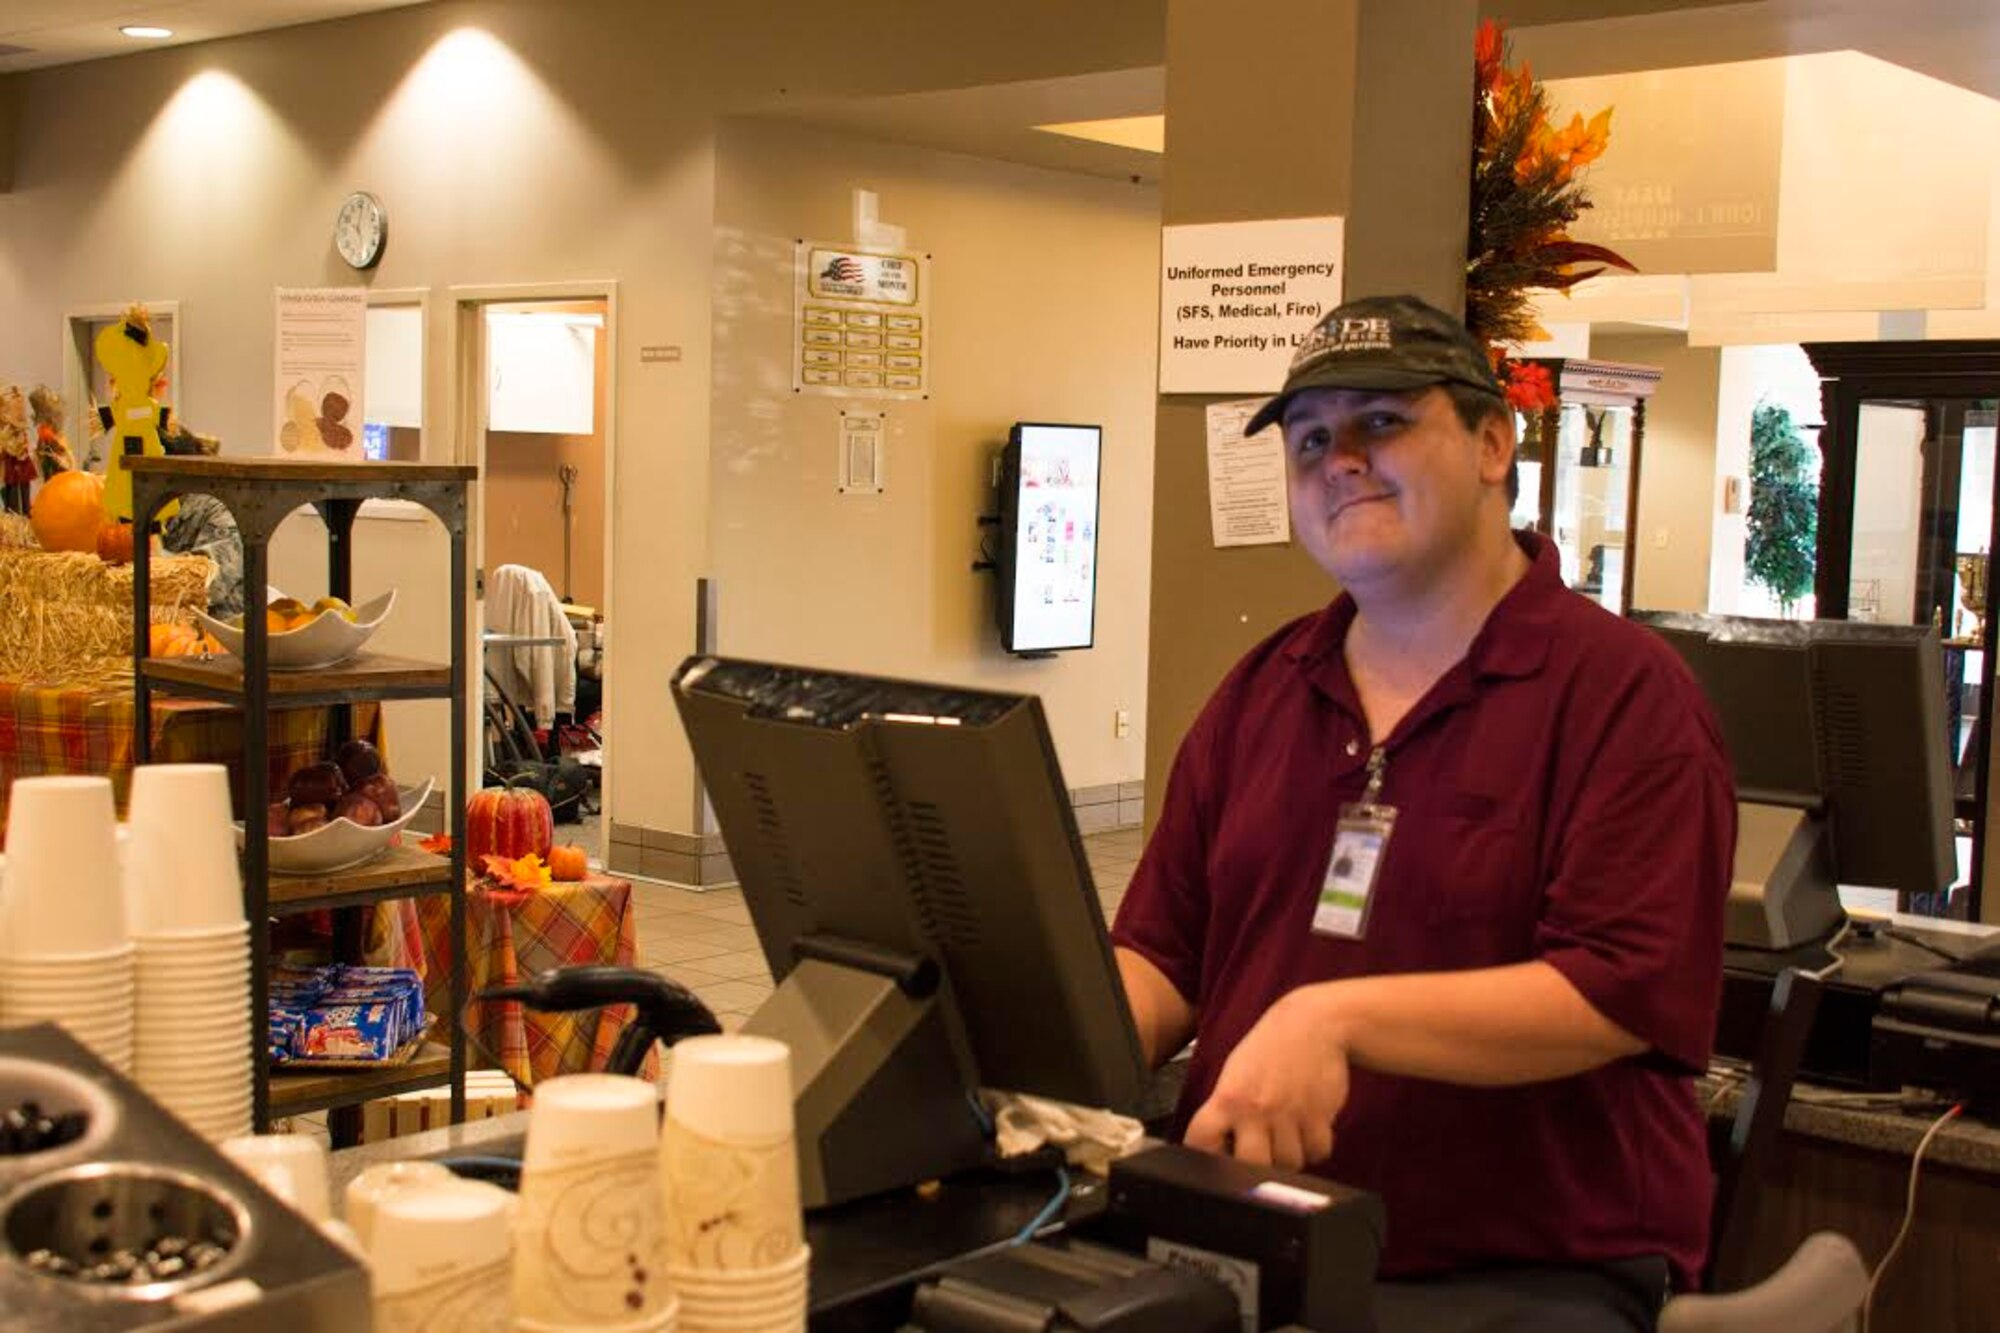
[[270, 1045, 453, 1117], [266, 844, 454, 914], [128, 460, 475, 1140], [126, 456, 478, 485], [142, 651, 452, 705]]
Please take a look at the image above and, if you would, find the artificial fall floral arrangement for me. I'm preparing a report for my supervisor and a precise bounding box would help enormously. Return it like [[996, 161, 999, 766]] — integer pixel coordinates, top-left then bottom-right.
[[482, 851, 554, 895], [1466, 19, 1636, 411]]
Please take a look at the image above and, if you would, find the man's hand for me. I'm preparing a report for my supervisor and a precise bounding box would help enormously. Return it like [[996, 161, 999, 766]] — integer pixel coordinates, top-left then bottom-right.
[[1185, 984, 1347, 1170], [1183, 963, 1647, 1171]]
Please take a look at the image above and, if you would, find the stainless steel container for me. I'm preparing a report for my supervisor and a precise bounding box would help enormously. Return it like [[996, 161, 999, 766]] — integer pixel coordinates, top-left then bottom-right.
[[0, 1024, 368, 1330]]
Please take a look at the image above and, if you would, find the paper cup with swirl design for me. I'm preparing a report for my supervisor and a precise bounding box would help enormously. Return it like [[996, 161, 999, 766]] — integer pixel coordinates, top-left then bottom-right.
[[659, 1035, 803, 1273], [514, 1074, 671, 1325], [369, 1179, 514, 1333], [659, 1115, 803, 1271]]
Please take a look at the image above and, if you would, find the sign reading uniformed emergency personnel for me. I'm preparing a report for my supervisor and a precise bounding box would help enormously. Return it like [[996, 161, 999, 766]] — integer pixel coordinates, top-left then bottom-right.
[[1159, 216, 1345, 394]]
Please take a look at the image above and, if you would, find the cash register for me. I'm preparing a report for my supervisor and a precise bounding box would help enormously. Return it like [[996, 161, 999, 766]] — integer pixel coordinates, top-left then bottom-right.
[[667, 657, 1386, 1329], [1636, 613, 2000, 1110]]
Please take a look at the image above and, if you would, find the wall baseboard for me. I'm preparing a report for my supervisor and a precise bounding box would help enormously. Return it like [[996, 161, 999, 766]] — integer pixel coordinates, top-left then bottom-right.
[[607, 822, 735, 890], [595, 780, 1144, 892], [1070, 781, 1145, 834]]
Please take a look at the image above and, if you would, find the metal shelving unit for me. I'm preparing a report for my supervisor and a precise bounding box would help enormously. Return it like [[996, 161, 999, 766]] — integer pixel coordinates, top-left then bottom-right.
[[127, 456, 476, 1134]]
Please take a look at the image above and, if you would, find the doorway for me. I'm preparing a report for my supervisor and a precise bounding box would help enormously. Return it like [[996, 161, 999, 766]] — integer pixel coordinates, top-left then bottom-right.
[[1808, 340, 2000, 922], [63, 301, 182, 470], [453, 288, 615, 868]]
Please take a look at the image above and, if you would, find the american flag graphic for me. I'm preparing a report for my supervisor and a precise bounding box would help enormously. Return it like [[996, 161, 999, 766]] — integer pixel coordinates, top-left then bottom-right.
[[821, 256, 866, 283]]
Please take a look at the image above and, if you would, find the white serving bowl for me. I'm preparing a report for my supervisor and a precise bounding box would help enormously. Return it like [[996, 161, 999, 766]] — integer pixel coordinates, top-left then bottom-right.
[[236, 778, 434, 876], [196, 588, 396, 671]]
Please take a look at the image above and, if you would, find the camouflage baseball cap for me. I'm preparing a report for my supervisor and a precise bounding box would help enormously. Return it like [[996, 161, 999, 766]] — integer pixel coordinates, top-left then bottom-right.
[[1245, 294, 1504, 437]]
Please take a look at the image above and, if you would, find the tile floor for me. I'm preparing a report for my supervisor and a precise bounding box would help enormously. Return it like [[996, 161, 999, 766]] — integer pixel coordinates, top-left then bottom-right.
[[631, 825, 1145, 1028]]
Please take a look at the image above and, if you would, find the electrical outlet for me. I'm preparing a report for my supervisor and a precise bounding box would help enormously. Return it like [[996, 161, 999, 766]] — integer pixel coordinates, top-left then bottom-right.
[[1114, 709, 1131, 739], [1653, 525, 1670, 550]]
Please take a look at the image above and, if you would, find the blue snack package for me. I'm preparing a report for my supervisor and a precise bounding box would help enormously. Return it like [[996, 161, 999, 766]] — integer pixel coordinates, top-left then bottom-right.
[[297, 1003, 401, 1061]]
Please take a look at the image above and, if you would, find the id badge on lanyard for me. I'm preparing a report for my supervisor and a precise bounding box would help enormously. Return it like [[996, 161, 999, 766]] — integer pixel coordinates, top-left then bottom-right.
[[1313, 746, 1395, 940]]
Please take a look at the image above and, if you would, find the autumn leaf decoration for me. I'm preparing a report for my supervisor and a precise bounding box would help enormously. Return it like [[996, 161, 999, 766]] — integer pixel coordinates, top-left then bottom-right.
[[419, 832, 453, 855], [482, 852, 553, 894], [1468, 19, 1636, 408]]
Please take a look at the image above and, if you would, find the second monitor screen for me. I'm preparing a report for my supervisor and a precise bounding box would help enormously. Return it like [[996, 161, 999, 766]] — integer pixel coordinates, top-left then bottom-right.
[[1009, 423, 1102, 653]]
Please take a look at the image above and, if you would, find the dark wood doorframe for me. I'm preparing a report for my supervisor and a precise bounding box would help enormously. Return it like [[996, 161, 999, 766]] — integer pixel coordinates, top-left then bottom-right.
[[1914, 402, 1968, 635], [1803, 340, 2000, 920]]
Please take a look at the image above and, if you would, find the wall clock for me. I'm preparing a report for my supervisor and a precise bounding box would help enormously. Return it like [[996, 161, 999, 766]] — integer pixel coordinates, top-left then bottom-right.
[[334, 191, 387, 269]]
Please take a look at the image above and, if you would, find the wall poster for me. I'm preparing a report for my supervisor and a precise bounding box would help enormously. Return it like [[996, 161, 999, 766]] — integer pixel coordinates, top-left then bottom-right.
[[274, 287, 368, 458]]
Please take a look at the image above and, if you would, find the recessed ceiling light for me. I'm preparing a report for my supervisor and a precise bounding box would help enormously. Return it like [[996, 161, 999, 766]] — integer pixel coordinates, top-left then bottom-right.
[[120, 25, 174, 40], [1033, 116, 1165, 154]]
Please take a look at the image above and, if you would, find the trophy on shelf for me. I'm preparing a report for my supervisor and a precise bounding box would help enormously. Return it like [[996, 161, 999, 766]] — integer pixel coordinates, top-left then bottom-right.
[[1955, 551, 1988, 643]]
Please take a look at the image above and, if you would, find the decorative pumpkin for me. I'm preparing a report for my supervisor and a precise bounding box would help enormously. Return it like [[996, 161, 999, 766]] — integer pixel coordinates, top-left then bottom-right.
[[464, 781, 553, 866], [96, 522, 135, 565], [548, 844, 588, 882], [149, 622, 196, 657], [29, 469, 107, 553], [147, 622, 220, 658]]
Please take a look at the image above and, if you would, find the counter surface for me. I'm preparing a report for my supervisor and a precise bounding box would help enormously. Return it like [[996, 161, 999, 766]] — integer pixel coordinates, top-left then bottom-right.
[[1699, 1070, 2000, 1174]]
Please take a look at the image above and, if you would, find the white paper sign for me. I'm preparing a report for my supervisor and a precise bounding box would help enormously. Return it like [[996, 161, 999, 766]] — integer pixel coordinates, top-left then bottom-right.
[[274, 288, 368, 458], [1160, 216, 1344, 393], [1205, 399, 1291, 548]]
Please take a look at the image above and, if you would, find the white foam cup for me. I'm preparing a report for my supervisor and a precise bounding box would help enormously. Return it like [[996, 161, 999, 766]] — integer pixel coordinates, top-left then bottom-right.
[[0, 778, 125, 958], [342, 1160, 456, 1253], [220, 1133, 332, 1223], [125, 765, 245, 937]]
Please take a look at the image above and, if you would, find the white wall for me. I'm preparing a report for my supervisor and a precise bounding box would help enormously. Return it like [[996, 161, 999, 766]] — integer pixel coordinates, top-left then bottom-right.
[[0, 0, 1165, 830], [1849, 403, 1927, 624], [709, 119, 1158, 790]]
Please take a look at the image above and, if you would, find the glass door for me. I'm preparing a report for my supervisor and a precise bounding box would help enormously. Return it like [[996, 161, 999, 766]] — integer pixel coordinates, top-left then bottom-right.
[[1839, 397, 1997, 913]]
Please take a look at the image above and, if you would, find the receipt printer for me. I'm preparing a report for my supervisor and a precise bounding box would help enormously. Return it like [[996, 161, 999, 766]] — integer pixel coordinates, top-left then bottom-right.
[[1096, 1145, 1384, 1333], [1871, 939, 2000, 1113]]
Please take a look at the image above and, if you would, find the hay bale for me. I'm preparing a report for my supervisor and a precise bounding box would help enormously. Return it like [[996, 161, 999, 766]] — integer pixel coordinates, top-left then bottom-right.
[[0, 549, 216, 685], [0, 513, 36, 551]]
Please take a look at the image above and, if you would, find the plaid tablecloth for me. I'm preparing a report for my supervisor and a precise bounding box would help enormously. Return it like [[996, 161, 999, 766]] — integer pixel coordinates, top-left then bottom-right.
[[410, 873, 655, 1090], [0, 681, 382, 828]]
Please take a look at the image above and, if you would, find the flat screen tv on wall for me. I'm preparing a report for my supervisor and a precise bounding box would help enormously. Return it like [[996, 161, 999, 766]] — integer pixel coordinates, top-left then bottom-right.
[[997, 423, 1102, 655]]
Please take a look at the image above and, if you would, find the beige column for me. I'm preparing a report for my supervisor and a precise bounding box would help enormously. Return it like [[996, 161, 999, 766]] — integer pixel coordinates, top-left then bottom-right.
[[1146, 0, 1478, 825], [0, 75, 17, 193]]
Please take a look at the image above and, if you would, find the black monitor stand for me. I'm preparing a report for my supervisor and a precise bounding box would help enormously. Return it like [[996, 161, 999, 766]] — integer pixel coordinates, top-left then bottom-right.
[[742, 935, 989, 1210], [1729, 798, 1844, 950]]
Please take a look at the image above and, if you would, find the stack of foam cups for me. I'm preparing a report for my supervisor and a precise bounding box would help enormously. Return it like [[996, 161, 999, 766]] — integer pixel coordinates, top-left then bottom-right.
[[661, 1036, 808, 1333], [0, 777, 134, 1072], [513, 1073, 678, 1331], [127, 764, 253, 1141]]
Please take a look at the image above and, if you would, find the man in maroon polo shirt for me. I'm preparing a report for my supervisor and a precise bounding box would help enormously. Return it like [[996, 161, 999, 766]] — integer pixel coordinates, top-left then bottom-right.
[[1112, 294, 1732, 1331]]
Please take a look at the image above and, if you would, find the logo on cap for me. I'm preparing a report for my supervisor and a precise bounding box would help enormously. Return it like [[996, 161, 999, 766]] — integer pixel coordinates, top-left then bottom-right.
[[1291, 315, 1394, 372]]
